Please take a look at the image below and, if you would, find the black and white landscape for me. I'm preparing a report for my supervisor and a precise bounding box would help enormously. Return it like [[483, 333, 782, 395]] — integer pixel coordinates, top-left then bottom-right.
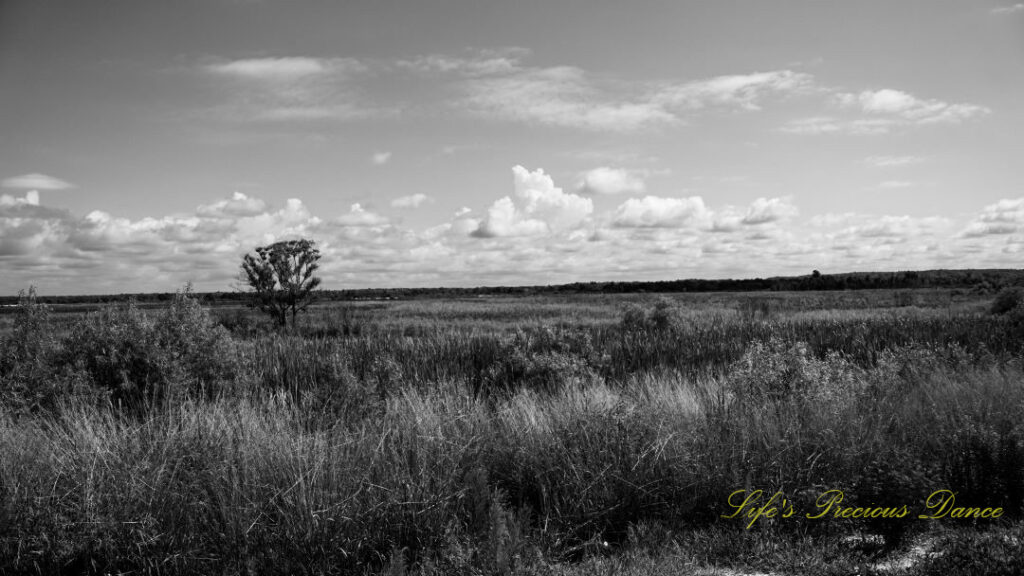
[[1, 1, 1023, 575]]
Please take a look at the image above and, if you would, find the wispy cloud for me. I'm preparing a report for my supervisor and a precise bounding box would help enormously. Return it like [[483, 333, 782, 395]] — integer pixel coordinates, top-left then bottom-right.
[[651, 70, 815, 112], [452, 50, 814, 131], [781, 87, 988, 135], [204, 56, 363, 79], [201, 56, 383, 122], [2, 173, 75, 190], [864, 155, 926, 168], [372, 151, 392, 165], [462, 66, 675, 131], [397, 47, 529, 76], [837, 89, 989, 125], [780, 116, 895, 135], [992, 4, 1024, 14]]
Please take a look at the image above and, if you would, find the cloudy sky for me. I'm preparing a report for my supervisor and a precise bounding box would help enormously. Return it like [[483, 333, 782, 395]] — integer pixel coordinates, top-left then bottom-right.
[[1, 0, 1022, 294]]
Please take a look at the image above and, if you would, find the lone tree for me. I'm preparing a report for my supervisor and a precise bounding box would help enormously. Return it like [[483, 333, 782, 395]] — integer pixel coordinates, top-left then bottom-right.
[[240, 239, 322, 327]]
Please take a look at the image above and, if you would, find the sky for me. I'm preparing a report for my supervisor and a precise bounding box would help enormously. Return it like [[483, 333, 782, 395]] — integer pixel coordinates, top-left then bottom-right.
[[1, 0, 1023, 295]]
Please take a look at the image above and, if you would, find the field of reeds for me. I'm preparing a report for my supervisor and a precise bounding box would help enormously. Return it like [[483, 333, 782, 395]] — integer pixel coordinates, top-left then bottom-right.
[[1, 286, 1023, 575]]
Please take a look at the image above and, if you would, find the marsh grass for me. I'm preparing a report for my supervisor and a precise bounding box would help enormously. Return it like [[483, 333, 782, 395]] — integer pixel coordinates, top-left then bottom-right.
[[1, 288, 1023, 574]]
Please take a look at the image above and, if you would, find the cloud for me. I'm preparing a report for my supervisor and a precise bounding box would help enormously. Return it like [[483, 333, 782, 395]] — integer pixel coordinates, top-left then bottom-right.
[[372, 151, 392, 165], [471, 166, 593, 237], [961, 198, 1024, 237], [1, 190, 41, 207], [391, 193, 431, 209], [336, 203, 389, 227], [5, 165, 1024, 293], [782, 88, 988, 135], [612, 196, 710, 228], [2, 173, 75, 190], [196, 192, 268, 217], [398, 47, 529, 76], [864, 155, 925, 168], [204, 57, 361, 80], [742, 197, 799, 225], [576, 167, 646, 195], [201, 56, 381, 122], [837, 89, 990, 125], [992, 4, 1024, 14], [462, 66, 814, 131], [781, 116, 898, 135], [463, 66, 675, 131], [652, 70, 815, 112]]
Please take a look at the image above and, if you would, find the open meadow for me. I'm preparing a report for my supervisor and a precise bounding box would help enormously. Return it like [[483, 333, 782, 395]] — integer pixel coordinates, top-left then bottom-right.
[[2, 287, 1023, 575]]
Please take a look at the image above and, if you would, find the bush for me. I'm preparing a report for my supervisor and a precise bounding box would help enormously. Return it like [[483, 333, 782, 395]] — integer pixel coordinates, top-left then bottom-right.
[[61, 287, 236, 407], [153, 286, 237, 392], [727, 337, 863, 403], [480, 328, 600, 394], [1, 287, 101, 414], [620, 298, 686, 335], [990, 287, 1024, 315]]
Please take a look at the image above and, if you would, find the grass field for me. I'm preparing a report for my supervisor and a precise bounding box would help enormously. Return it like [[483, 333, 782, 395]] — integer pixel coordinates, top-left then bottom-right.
[[1, 287, 1023, 575]]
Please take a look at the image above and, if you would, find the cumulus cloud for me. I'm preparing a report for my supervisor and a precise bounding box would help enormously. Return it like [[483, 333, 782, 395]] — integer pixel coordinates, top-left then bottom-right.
[[2, 173, 75, 190], [391, 193, 431, 209], [336, 203, 389, 227], [472, 166, 593, 237], [1, 190, 41, 207], [742, 197, 799, 225], [961, 198, 1024, 237], [372, 151, 392, 165], [612, 196, 710, 228], [196, 192, 268, 217], [5, 166, 1024, 294], [576, 167, 646, 195]]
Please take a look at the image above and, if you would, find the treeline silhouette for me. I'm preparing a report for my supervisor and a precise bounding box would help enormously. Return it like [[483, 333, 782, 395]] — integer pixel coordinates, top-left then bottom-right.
[[4, 268, 1023, 306]]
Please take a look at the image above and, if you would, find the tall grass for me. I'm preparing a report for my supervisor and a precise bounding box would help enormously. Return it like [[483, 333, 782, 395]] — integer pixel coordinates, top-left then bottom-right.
[[1, 289, 1023, 574]]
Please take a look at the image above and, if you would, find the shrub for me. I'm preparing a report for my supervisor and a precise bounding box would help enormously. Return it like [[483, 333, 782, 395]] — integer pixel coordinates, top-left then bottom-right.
[[990, 287, 1024, 315], [727, 337, 863, 403], [1, 287, 101, 414], [620, 298, 686, 335], [61, 287, 236, 407], [153, 286, 237, 393], [480, 328, 600, 394], [0, 287, 53, 372]]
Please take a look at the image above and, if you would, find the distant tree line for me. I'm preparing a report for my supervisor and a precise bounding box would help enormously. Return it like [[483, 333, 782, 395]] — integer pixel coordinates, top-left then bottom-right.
[[5, 268, 1024, 306]]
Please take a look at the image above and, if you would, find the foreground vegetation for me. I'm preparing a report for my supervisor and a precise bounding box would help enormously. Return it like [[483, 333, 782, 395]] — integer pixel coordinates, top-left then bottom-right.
[[2, 287, 1023, 574]]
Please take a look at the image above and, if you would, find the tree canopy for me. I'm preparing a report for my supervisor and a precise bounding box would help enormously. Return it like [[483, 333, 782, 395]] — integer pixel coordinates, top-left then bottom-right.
[[240, 239, 322, 327]]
